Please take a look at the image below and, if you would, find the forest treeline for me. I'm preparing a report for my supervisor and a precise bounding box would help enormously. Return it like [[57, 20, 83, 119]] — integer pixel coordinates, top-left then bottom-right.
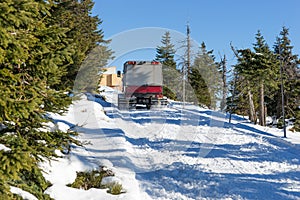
[[155, 28, 300, 132]]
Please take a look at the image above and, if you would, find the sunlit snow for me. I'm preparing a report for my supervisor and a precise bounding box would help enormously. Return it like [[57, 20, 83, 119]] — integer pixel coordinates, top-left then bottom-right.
[[11, 87, 300, 200]]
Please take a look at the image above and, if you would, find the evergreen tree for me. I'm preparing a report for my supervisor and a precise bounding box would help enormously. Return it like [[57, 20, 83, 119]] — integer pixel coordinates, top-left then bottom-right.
[[227, 67, 259, 122], [155, 31, 178, 99], [233, 31, 279, 125], [48, 0, 113, 91], [189, 42, 221, 109], [273, 27, 300, 130], [74, 45, 113, 93], [0, 1, 63, 198], [226, 71, 251, 121], [0, 0, 108, 198], [252, 30, 279, 126], [155, 31, 177, 69], [188, 67, 211, 107], [232, 46, 258, 123]]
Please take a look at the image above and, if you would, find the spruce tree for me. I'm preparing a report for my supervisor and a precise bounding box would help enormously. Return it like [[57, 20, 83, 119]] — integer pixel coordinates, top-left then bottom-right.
[[273, 27, 300, 130], [233, 47, 258, 123], [226, 72, 249, 117], [155, 31, 178, 100], [0, 0, 108, 198], [48, 0, 113, 91], [0, 1, 62, 198], [252, 30, 279, 126], [233, 31, 279, 125], [188, 67, 211, 107], [189, 42, 221, 109], [155, 31, 177, 69]]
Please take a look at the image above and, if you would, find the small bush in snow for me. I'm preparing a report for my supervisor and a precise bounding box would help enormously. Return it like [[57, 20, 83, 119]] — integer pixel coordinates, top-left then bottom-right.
[[67, 166, 124, 194], [106, 182, 124, 195]]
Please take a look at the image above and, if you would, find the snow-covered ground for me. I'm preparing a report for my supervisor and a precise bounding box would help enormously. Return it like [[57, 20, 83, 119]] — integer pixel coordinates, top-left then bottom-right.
[[40, 88, 300, 200]]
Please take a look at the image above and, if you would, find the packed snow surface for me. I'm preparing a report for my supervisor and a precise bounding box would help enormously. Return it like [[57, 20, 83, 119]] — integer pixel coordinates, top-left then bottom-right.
[[40, 90, 300, 200]]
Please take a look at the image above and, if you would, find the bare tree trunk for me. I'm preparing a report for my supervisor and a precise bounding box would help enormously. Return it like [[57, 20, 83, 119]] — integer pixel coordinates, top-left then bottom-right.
[[259, 82, 265, 126], [248, 87, 257, 124], [220, 55, 227, 111], [264, 103, 267, 125], [276, 92, 282, 118]]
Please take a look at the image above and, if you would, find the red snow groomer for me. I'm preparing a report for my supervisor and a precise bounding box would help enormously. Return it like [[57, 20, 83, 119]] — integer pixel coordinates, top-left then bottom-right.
[[118, 61, 167, 109]]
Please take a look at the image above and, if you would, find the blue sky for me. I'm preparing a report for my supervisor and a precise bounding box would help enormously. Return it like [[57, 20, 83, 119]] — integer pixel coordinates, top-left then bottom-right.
[[92, 0, 300, 70]]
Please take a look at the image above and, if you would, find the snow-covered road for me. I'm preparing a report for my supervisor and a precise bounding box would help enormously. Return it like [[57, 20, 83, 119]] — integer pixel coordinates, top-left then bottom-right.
[[44, 95, 300, 200], [106, 104, 300, 200]]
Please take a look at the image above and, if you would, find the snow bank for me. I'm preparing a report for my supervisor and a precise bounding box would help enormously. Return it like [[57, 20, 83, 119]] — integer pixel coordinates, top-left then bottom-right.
[[41, 95, 151, 200]]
